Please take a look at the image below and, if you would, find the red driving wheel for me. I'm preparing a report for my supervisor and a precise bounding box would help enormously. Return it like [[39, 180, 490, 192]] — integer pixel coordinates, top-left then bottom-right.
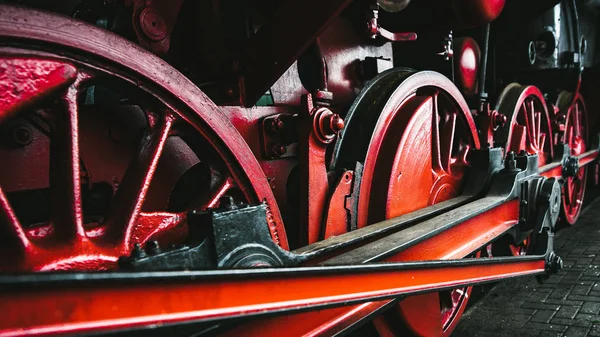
[[334, 70, 480, 336], [0, 5, 287, 271], [557, 91, 588, 225], [495, 83, 553, 256]]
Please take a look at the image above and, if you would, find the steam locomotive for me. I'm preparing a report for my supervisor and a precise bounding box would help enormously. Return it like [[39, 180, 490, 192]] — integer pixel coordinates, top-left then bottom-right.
[[0, 0, 599, 336]]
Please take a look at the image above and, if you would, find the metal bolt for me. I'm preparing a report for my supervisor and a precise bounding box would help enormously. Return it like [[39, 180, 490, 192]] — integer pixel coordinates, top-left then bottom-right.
[[269, 143, 287, 157], [138, 7, 167, 41], [527, 41, 536, 65], [492, 112, 507, 129], [267, 117, 285, 134], [564, 157, 579, 177], [218, 196, 236, 210], [146, 241, 161, 255], [505, 151, 518, 172], [131, 243, 147, 259], [11, 124, 33, 146], [323, 114, 345, 135]]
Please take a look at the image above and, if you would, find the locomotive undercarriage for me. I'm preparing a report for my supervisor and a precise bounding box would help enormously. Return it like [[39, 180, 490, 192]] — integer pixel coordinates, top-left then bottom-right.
[[0, 1, 600, 336]]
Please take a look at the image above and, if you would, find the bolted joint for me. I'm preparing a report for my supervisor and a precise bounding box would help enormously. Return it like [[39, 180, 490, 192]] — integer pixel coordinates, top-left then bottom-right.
[[563, 156, 580, 178], [131, 243, 148, 260], [136, 6, 167, 42], [266, 117, 285, 134], [490, 110, 507, 129], [269, 142, 287, 157], [503, 151, 520, 172], [314, 90, 334, 107], [313, 107, 344, 144], [323, 114, 345, 135]]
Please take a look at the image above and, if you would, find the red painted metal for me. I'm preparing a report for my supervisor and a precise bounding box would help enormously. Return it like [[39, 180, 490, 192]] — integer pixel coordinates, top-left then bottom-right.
[[0, 58, 76, 124], [220, 301, 391, 337], [106, 112, 175, 247], [454, 37, 481, 97], [0, 5, 291, 273], [450, 0, 505, 28], [496, 84, 553, 166], [357, 72, 480, 228], [0, 255, 543, 337], [495, 84, 553, 255], [0, 6, 289, 251], [129, 0, 183, 57], [0, 3, 581, 337], [299, 96, 344, 245], [354, 72, 480, 336], [237, 73, 484, 337], [558, 92, 589, 225], [323, 171, 354, 240]]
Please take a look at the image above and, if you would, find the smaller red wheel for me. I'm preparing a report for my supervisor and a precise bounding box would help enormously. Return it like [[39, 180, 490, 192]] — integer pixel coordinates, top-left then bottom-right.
[[495, 83, 553, 166], [495, 83, 553, 256], [556, 92, 588, 225]]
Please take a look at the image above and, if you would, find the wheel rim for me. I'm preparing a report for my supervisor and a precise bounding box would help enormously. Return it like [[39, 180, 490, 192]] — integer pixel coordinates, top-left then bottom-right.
[[337, 70, 479, 336], [495, 83, 553, 166], [557, 92, 588, 225], [495, 83, 553, 256], [0, 5, 286, 271]]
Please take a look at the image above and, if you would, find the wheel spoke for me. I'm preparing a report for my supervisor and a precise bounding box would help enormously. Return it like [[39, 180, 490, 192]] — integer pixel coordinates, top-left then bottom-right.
[[535, 112, 542, 149], [0, 186, 30, 250], [431, 93, 443, 173], [527, 100, 538, 148], [509, 125, 527, 153], [50, 83, 86, 242], [441, 113, 457, 173], [107, 112, 174, 247], [565, 178, 574, 206], [129, 212, 186, 246], [539, 133, 546, 153], [205, 177, 235, 209], [566, 125, 574, 148], [574, 103, 581, 138]]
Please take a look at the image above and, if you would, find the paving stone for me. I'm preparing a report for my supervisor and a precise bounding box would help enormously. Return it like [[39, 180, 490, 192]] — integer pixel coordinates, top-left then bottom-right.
[[551, 318, 592, 328], [563, 326, 590, 337], [544, 299, 584, 307], [554, 306, 580, 319], [522, 302, 561, 311], [537, 332, 563, 337], [581, 302, 600, 315], [589, 324, 600, 336], [548, 286, 574, 299], [528, 291, 549, 302], [530, 310, 556, 323], [524, 322, 568, 333], [568, 294, 600, 303], [570, 284, 592, 295]]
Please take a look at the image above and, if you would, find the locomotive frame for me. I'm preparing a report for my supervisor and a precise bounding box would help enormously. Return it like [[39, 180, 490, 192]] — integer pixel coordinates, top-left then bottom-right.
[[0, 0, 599, 336]]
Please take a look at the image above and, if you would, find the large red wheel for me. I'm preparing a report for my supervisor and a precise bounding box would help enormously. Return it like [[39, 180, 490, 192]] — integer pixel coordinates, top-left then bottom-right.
[[494, 83, 553, 256], [556, 92, 588, 225], [334, 70, 480, 337], [0, 5, 287, 271]]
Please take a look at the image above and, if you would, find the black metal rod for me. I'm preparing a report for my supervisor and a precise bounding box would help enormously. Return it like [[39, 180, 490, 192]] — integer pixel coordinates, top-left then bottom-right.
[[479, 23, 490, 101]]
